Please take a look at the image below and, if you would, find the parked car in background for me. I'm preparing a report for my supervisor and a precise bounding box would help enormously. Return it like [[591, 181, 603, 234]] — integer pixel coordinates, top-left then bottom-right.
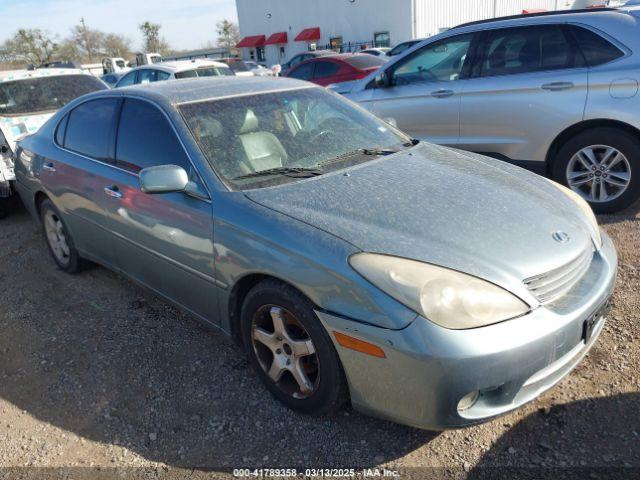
[[279, 49, 336, 75], [244, 60, 274, 76], [286, 53, 387, 86], [15, 77, 615, 430], [0, 69, 107, 218], [101, 72, 124, 88], [386, 39, 424, 56], [340, 7, 640, 213], [115, 59, 234, 88], [218, 58, 255, 77], [361, 47, 391, 57]]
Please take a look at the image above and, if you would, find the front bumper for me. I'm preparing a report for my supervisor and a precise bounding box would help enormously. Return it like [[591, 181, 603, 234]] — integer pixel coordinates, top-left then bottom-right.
[[318, 231, 617, 430]]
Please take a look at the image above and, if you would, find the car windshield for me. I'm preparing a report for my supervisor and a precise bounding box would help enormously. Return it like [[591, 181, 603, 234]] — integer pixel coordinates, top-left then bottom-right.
[[175, 67, 234, 79], [0, 74, 107, 116], [226, 60, 250, 72], [116, 60, 126, 68], [180, 87, 412, 190]]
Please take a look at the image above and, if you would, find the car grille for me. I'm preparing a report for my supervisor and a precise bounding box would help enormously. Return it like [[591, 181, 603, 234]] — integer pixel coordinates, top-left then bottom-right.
[[524, 247, 594, 305]]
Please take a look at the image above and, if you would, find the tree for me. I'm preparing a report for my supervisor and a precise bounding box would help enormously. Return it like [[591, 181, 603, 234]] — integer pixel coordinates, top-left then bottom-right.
[[69, 18, 105, 63], [216, 20, 240, 50], [103, 33, 132, 58], [139, 21, 170, 54], [0, 29, 57, 67]]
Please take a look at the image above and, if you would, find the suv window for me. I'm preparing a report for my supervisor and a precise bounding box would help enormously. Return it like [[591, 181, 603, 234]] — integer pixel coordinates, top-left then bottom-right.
[[64, 98, 119, 161], [288, 62, 315, 81], [479, 25, 582, 77], [392, 34, 472, 85], [115, 98, 191, 173], [568, 25, 624, 67], [314, 61, 340, 78], [138, 69, 170, 84]]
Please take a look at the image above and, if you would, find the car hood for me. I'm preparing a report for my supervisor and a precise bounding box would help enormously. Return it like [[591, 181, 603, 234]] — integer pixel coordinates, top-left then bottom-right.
[[0, 112, 55, 152], [245, 144, 596, 303], [327, 80, 359, 94]]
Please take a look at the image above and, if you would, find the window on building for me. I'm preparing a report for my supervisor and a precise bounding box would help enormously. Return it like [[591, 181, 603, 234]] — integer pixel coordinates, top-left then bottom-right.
[[374, 32, 390, 48], [249, 49, 255, 60], [279, 46, 286, 58], [256, 46, 266, 62], [330, 36, 343, 52], [479, 25, 584, 78]]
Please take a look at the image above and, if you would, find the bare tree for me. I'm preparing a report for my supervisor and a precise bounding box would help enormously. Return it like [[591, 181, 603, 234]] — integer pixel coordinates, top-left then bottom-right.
[[0, 29, 57, 67], [216, 20, 240, 50], [70, 18, 105, 63], [103, 34, 132, 58], [139, 21, 170, 54]]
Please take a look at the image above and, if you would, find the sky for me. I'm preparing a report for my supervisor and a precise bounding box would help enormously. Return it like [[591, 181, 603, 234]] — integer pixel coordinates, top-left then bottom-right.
[[0, 0, 238, 51]]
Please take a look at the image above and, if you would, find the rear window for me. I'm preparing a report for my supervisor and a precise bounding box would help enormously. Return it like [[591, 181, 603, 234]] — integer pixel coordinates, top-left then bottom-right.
[[224, 60, 250, 72], [568, 25, 625, 67], [0, 74, 107, 116], [175, 67, 235, 79], [343, 55, 388, 69]]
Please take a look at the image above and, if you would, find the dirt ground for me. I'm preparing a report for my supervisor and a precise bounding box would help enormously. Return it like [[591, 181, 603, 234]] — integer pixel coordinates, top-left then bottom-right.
[[0, 200, 638, 480]]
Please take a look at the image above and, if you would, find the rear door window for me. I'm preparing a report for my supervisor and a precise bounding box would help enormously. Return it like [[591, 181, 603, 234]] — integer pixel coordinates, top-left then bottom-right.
[[568, 25, 624, 67], [138, 69, 170, 84], [288, 62, 315, 81], [63, 98, 120, 161], [313, 61, 340, 79]]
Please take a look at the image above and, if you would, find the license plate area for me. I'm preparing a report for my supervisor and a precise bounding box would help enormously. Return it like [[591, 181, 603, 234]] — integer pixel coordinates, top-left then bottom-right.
[[582, 301, 610, 343]]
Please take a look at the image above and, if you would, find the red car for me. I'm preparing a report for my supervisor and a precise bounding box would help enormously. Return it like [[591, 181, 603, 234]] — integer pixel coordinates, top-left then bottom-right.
[[285, 53, 387, 86]]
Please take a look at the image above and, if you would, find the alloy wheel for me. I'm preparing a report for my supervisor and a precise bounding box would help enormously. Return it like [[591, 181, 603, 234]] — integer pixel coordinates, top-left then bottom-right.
[[251, 305, 320, 399], [44, 210, 71, 266], [566, 145, 631, 203]]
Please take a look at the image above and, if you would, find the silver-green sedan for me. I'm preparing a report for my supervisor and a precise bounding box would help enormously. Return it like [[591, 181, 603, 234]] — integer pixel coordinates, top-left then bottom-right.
[[15, 77, 616, 429]]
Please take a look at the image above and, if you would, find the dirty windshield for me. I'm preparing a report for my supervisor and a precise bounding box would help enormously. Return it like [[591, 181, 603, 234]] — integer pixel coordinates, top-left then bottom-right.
[[0, 75, 107, 116], [179, 87, 411, 190]]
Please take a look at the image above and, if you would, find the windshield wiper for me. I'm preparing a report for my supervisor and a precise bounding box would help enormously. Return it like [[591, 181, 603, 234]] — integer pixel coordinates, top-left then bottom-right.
[[234, 166, 324, 180], [317, 147, 400, 167]]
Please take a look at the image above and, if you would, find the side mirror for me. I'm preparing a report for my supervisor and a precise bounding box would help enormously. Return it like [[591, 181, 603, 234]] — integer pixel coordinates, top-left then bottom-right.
[[375, 70, 391, 88], [139, 165, 189, 194]]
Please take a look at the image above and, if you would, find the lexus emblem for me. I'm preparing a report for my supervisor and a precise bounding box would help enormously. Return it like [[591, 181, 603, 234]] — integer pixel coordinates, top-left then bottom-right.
[[552, 231, 570, 244]]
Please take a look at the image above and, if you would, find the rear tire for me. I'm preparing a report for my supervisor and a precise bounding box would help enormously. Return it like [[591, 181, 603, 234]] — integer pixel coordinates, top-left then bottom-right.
[[39, 199, 83, 273], [552, 128, 640, 213], [240, 279, 348, 415]]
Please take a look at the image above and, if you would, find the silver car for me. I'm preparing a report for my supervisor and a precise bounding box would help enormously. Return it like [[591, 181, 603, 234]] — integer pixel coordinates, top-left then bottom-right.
[[339, 7, 640, 213], [15, 77, 616, 429]]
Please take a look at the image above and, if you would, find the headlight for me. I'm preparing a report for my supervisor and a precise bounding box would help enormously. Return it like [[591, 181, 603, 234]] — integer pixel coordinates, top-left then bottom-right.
[[545, 179, 602, 249], [350, 253, 530, 329]]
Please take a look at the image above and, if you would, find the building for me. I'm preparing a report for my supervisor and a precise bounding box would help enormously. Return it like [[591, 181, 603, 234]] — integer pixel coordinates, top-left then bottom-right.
[[235, 0, 607, 67]]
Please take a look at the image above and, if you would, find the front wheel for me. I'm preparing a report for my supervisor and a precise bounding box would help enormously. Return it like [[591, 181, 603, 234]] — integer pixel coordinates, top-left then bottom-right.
[[240, 279, 348, 415], [552, 128, 640, 213]]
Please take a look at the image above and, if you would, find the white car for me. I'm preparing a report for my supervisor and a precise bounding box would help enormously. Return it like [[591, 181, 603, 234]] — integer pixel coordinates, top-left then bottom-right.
[[244, 60, 274, 76], [0, 69, 107, 217], [115, 59, 234, 88]]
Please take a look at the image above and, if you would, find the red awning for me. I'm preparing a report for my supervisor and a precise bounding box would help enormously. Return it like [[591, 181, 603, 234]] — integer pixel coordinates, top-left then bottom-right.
[[236, 35, 266, 48], [522, 8, 547, 14], [265, 32, 288, 45], [294, 27, 321, 42]]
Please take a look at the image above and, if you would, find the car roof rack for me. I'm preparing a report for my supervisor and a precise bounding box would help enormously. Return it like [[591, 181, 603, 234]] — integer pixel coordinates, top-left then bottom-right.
[[453, 7, 619, 30]]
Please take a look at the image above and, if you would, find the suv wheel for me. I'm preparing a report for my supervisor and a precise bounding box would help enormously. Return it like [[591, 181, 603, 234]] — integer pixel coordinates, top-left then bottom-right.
[[553, 128, 640, 213], [40, 199, 84, 273], [240, 279, 348, 415]]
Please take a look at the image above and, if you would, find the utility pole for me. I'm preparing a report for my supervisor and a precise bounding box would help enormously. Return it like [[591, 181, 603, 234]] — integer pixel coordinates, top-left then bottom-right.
[[80, 17, 93, 62]]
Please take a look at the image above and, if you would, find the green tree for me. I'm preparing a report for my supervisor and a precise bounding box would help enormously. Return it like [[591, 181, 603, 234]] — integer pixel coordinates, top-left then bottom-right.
[[216, 20, 240, 50], [0, 29, 57, 67], [139, 21, 170, 54]]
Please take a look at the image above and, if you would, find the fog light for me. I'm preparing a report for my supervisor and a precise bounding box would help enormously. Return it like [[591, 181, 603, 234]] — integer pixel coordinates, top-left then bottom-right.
[[457, 390, 479, 411]]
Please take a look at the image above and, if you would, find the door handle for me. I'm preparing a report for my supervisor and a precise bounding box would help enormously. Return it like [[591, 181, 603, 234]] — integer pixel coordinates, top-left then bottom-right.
[[103, 185, 123, 199], [431, 89, 454, 98], [541, 82, 574, 91], [42, 162, 56, 173]]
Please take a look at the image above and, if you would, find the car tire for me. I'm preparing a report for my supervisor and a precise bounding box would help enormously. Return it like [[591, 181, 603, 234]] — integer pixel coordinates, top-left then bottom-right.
[[240, 279, 349, 415], [39, 199, 83, 273], [553, 128, 640, 213]]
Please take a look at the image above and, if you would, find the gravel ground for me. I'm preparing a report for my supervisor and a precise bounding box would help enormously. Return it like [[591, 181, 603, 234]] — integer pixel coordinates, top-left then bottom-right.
[[0, 200, 638, 479]]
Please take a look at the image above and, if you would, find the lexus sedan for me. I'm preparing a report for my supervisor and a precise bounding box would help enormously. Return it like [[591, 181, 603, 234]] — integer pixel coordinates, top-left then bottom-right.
[[15, 77, 616, 429]]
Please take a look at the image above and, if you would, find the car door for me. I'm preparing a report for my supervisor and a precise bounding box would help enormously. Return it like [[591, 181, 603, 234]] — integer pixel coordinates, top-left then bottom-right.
[[43, 97, 121, 267], [459, 24, 588, 163], [98, 97, 217, 323], [368, 33, 476, 144]]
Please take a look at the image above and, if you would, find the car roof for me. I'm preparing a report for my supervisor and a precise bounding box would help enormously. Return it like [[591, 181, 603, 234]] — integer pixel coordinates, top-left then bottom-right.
[[131, 59, 229, 73], [0, 68, 89, 82], [95, 76, 315, 105]]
